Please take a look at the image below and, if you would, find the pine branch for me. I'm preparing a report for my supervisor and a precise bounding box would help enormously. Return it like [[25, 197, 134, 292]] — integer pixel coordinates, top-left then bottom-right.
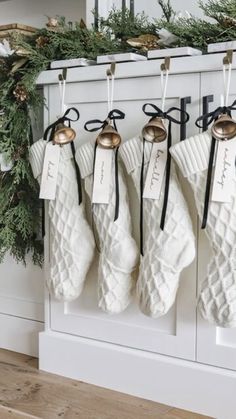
[[157, 0, 175, 23]]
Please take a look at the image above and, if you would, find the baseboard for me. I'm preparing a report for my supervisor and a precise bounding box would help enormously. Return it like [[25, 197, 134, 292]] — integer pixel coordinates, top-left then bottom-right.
[[39, 330, 236, 419], [0, 313, 44, 357]]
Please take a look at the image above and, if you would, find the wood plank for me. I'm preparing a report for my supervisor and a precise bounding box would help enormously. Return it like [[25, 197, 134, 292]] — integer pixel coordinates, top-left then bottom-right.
[[164, 408, 213, 419], [0, 349, 213, 419], [0, 405, 39, 418], [0, 23, 36, 32]]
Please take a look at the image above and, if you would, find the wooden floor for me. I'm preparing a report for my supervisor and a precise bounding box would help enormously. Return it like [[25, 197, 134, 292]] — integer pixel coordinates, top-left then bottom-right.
[[0, 349, 213, 419]]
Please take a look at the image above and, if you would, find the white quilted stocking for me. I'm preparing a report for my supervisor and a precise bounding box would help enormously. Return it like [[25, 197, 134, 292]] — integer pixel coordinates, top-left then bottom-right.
[[29, 139, 95, 301], [170, 132, 236, 327], [120, 137, 195, 318], [76, 142, 138, 314]]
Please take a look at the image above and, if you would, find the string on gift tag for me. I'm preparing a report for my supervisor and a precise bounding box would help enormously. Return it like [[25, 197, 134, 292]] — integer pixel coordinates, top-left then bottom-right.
[[140, 103, 189, 255], [84, 62, 122, 222], [84, 108, 125, 218], [140, 57, 180, 256], [106, 62, 115, 113], [43, 107, 82, 205], [222, 50, 232, 108], [58, 68, 67, 116], [84, 63, 125, 251], [160, 57, 170, 112]]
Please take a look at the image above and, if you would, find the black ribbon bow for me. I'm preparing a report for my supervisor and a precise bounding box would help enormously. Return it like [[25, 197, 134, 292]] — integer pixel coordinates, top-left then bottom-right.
[[140, 103, 189, 256], [84, 109, 125, 134], [195, 99, 236, 229], [84, 109, 125, 223], [43, 107, 82, 206]]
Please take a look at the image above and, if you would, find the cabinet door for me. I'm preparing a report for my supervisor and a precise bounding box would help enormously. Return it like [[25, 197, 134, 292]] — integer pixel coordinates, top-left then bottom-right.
[[197, 70, 236, 370], [47, 72, 199, 360], [0, 254, 44, 355]]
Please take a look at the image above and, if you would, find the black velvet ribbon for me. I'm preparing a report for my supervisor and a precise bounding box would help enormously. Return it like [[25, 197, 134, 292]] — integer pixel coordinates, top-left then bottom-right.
[[84, 109, 125, 134], [195, 100, 236, 229], [140, 103, 189, 256], [84, 109, 125, 222], [43, 107, 82, 205]]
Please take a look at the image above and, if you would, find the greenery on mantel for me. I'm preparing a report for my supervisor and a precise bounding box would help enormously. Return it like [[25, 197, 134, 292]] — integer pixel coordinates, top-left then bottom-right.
[[0, 0, 236, 266]]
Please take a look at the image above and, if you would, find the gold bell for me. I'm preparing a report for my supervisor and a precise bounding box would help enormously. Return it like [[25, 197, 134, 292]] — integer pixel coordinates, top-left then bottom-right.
[[142, 117, 167, 143], [212, 114, 236, 141], [53, 123, 76, 145], [96, 123, 121, 149]]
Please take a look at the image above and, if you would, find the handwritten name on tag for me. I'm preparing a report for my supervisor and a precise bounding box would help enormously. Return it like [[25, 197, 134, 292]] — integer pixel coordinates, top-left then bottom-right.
[[92, 147, 113, 204], [39, 142, 60, 200], [211, 139, 236, 203], [143, 140, 167, 200]]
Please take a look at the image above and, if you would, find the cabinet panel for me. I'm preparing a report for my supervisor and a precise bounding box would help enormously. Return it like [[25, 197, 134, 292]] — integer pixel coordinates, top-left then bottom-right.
[[0, 254, 44, 322], [47, 73, 200, 360], [197, 70, 236, 370]]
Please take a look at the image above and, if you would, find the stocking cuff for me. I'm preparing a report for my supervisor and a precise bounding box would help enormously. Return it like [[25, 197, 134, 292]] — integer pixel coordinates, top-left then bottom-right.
[[120, 137, 152, 174], [29, 139, 73, 180], [170, 131, 211, 177], [29, 138, 46, 179], [76, 141, 94, 179]]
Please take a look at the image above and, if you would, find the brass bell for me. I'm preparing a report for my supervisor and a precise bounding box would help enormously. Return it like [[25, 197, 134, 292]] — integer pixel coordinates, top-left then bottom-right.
[[53, 123, 76, 145], [96, 123, 121, 149], [142, 117, 167, 143], [212, 114, 236, 141]]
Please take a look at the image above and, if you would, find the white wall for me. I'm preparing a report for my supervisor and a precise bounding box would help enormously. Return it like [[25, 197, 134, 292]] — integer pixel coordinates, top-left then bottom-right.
[[135, 0, 205, 19], [0, 1, 206, 30], [0, 0, 86, 27]]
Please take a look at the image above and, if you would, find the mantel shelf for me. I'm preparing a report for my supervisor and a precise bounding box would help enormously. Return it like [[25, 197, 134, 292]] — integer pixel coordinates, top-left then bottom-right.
[[37, 52, 236, 85]]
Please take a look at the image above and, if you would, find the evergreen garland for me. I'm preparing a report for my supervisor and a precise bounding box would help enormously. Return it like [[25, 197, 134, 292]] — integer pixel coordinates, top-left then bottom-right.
[[0, 23, 121, 266], [0, 0, 236, 266]]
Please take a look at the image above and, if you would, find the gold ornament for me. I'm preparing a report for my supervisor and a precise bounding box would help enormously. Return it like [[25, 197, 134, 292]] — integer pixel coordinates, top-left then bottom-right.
[[36, 35, 49, 48], [13, 84, 28, 103], [126, 34, 160, 51]]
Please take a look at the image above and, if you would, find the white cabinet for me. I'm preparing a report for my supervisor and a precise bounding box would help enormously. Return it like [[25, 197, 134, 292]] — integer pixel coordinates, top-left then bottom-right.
[[37, 55, 236, 419], [0, 254, 44, 356], [196, 70, 236, 371], [47, 72, 199, 360]]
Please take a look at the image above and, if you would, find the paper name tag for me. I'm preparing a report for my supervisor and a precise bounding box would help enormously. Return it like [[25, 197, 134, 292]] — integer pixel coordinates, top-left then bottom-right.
[[143, 140, 167, 200], [211, 139, 236, 203], [39, 142, 60, 200], [92, 147, 113, 204]]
